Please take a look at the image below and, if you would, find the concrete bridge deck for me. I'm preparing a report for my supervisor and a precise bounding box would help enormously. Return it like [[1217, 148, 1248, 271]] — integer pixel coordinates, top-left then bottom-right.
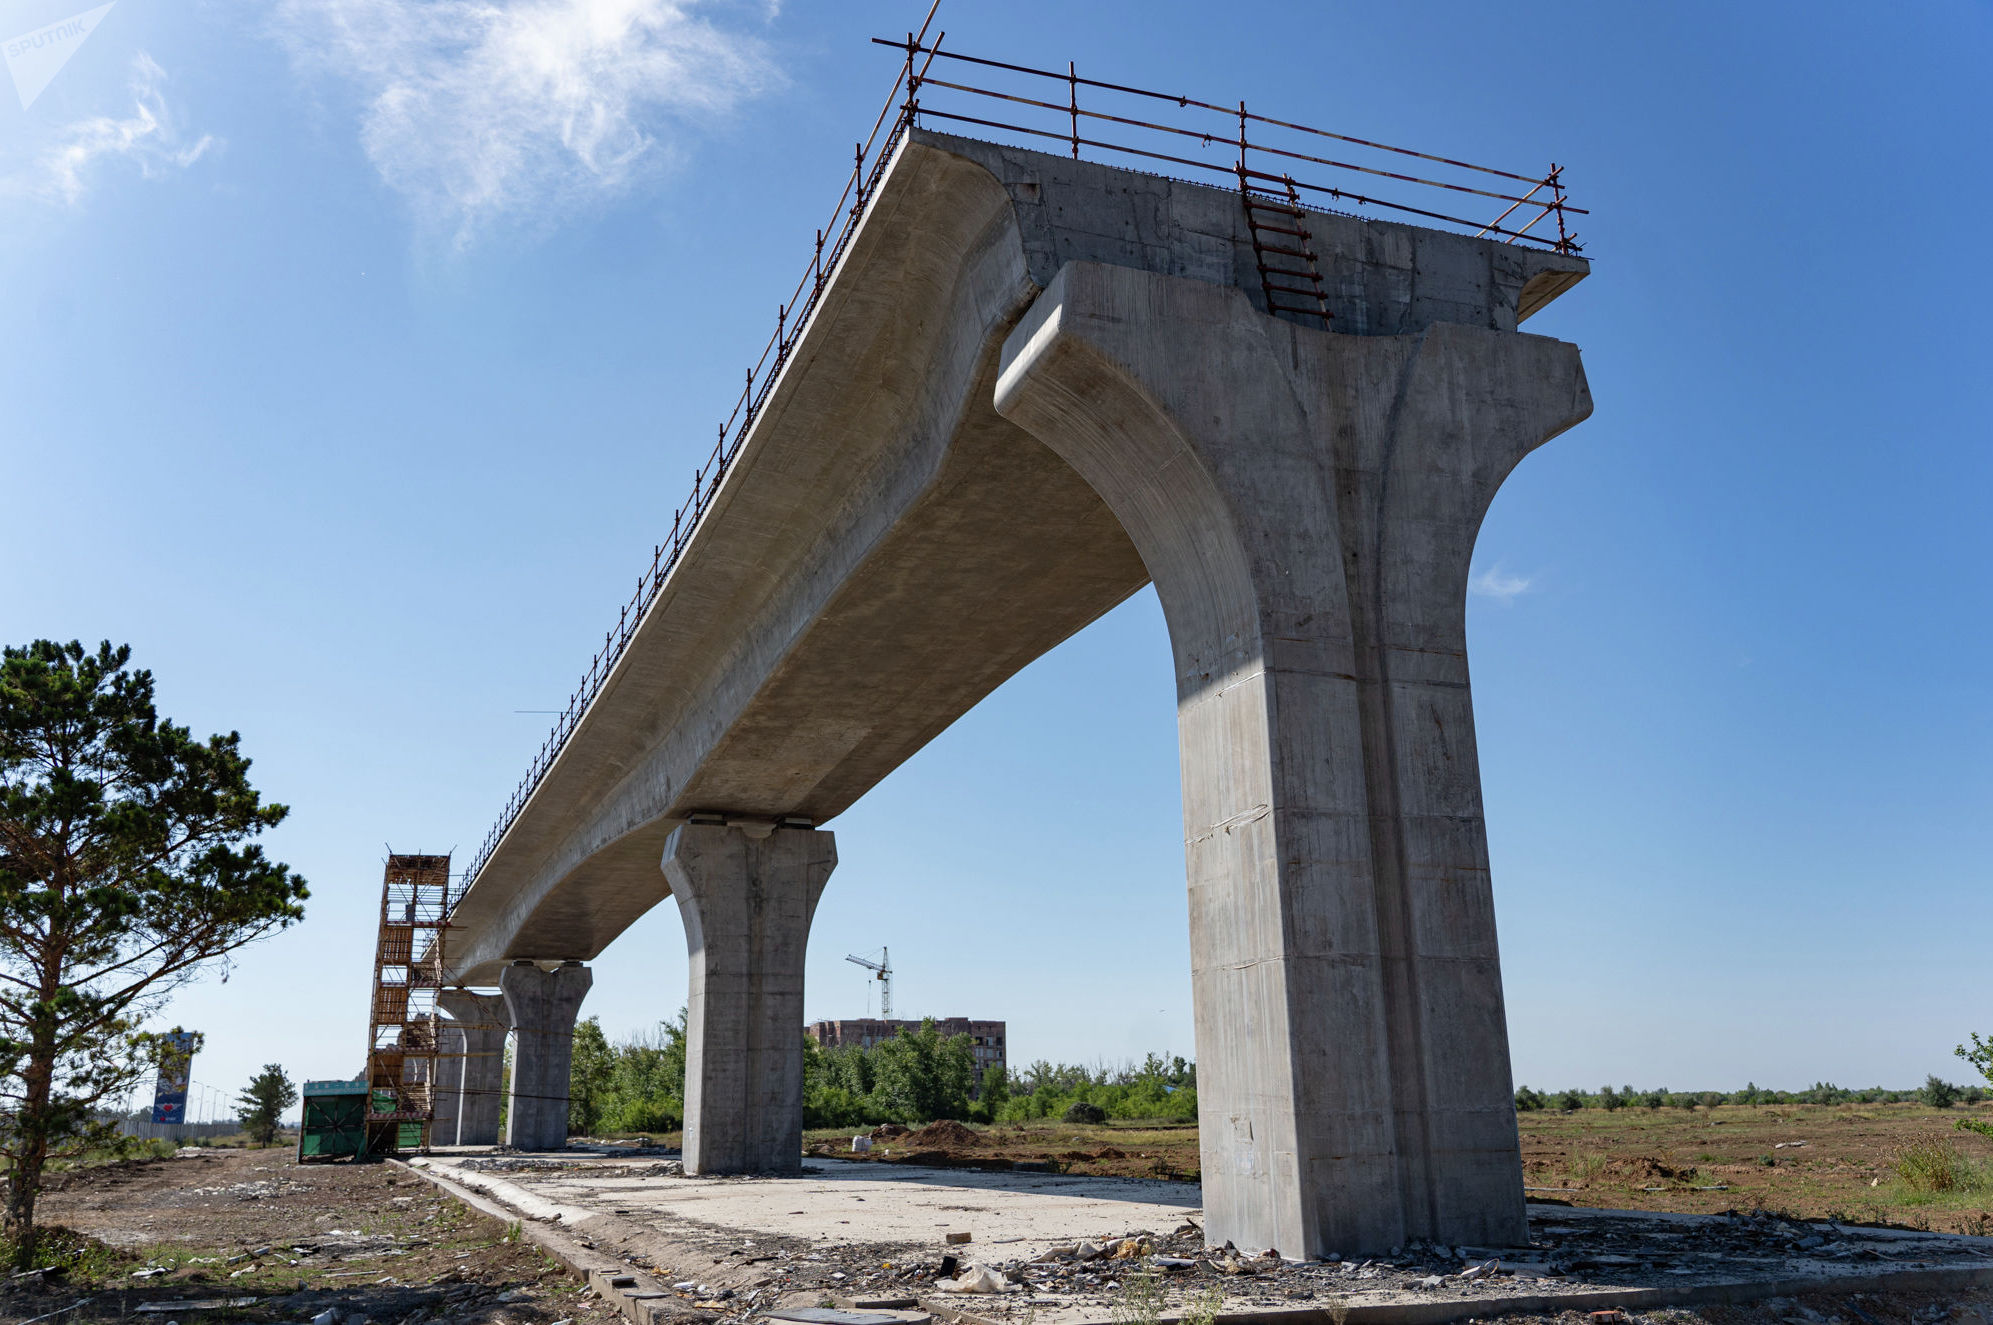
[[435, 124, 1592, 1259], [445, 128, 1584, 986]]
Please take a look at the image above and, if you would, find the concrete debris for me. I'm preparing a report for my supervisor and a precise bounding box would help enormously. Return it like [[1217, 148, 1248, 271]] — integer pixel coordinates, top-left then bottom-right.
[[935, 1265, 1015, 1294], [458, 1155, 684, 1180], [401, 1152, 1993, 1325], [944, 1232, 972, 1245], [187, 1179, 308, 1201], [131, 1300, 258, 1314], [851, 1137, 873, 1153]]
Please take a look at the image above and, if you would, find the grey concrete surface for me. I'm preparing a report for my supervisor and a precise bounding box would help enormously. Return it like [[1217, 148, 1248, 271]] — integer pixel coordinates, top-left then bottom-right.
[[499, 962, 592, 1151], [406, 1153, 1993, 1325], [426, 1152, 1199, 1261], [438, 128, 1592, 1250], [663, 821, 836, 1176], [439, 989, 507, 1147], [993, 261, 1589, 1257]]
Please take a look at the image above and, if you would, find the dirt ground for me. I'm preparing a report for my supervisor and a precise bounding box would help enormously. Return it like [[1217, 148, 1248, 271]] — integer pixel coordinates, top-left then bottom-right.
[[805, 1103, 1993, 1234], [802, 1119, 1201, 1181], [1516, 1103, 1993, 1234], [4, 1105, 1989, 1325], [0, 1147, 609, 1325]]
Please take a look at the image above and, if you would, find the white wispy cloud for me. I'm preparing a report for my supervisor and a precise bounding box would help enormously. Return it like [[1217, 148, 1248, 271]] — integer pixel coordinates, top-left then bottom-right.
[[270, 0, 778, 247], [1469, 564, 1535, 603], [5, 53, 214, 205]]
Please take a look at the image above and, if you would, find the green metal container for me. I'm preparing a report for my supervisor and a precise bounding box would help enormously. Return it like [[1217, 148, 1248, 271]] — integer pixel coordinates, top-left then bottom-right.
[[297, 1079, 369, 1162], [367, 1088, 425, 1154]]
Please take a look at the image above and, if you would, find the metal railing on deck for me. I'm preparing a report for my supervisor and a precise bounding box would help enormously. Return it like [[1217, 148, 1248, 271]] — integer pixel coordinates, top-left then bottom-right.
[[458, 12, 1582, 895], [455, 5, 948, 892], [881, 35, 1584, 254]]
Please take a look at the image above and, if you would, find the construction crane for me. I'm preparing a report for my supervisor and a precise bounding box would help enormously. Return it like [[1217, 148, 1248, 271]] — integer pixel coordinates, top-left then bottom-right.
[[845, 947, 892, 1018]]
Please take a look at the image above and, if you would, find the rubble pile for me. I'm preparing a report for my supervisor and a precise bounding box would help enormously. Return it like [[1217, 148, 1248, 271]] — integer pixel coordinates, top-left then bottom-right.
[[618, 1211, 1993, 1325], [457, 1156, 684, 1180]]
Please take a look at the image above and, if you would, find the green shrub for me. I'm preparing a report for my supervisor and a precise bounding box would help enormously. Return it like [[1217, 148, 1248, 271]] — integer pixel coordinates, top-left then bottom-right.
[[605, 1095, 681, 1133], [1599, 1085, 1624, 1112], [1065, 1100, 1107, 1125], [803, 1084, 867, 1130], [1921, 1075, 1960, 1110], [0, 1225, 130, 1279], [1557, 1089, 1585, 1112], [1896, 1137, 1985, 1195], [569, 1012, 686, 1136], [1956, 1036, 1993, 1137], [1514, 1086, 1544, 1112]]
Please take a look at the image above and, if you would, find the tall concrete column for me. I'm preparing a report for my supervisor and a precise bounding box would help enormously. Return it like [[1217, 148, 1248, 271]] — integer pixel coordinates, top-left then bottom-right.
[[995, 261, 1591, 1258], [499, 962, 591, 1151], [661, 821, 836, 1176], [439, 990, 507, 1146], [428, 1034, 461, 1145]]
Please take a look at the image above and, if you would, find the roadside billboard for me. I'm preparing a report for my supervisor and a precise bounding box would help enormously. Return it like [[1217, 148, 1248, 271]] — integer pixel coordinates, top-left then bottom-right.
[[149, 1030, 197, 1125]]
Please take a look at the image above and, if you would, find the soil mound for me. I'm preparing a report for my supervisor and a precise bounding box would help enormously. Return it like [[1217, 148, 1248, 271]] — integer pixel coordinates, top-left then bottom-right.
[[1607, 1156, 1698, 1182], [907, 1119, 983, 1149]]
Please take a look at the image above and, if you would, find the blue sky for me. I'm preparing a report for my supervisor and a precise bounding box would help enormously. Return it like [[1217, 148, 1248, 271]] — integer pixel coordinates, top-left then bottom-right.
[[3, 0, 1989, 1118]]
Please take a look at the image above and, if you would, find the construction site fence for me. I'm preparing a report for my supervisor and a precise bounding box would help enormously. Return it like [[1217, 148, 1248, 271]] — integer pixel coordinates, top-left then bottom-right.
[[458, 3, 1581, 896], [117, 1118, 262, 1143]]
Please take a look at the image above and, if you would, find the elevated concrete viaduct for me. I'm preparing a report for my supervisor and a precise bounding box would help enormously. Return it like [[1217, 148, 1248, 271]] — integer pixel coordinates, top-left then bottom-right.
[[439, 127, 1591, 1256]]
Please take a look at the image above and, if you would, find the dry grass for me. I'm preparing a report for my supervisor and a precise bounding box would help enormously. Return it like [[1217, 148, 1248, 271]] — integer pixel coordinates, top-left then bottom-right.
[[1896, 1136, 1989, 1198], [803, 1101, 1993, 1234]]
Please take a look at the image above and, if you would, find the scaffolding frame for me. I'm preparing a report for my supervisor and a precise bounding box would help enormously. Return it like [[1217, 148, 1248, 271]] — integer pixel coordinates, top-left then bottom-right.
[[364, 853, 452, 1154]]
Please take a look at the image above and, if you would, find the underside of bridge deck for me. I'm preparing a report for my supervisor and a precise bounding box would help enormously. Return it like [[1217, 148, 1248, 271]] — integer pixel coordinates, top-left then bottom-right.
[[439, 127, 1590, 1256]]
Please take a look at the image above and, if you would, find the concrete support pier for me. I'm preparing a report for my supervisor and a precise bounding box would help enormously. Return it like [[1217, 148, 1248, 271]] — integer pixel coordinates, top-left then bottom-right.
[[499, 962, 591, 1151], [439, 989, 507, 1146], [662, 821, 837, 1176], [428, 1033, 461, 1145], [995, 261, 1592, 1258]]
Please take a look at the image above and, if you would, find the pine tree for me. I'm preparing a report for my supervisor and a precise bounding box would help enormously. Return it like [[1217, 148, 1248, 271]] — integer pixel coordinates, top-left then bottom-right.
[[235, 1065, 298, 1146], [0, 641, 307, 1264]]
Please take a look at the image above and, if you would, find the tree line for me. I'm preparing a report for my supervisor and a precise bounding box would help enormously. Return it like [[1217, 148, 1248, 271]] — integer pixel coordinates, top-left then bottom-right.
[[564, 1014, 1198, 1136], [1513, 1077, 1990, 1113]]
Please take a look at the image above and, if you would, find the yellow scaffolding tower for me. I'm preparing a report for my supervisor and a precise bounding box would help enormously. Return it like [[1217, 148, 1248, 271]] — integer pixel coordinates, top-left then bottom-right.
[[364, 853, 451, 1154]]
